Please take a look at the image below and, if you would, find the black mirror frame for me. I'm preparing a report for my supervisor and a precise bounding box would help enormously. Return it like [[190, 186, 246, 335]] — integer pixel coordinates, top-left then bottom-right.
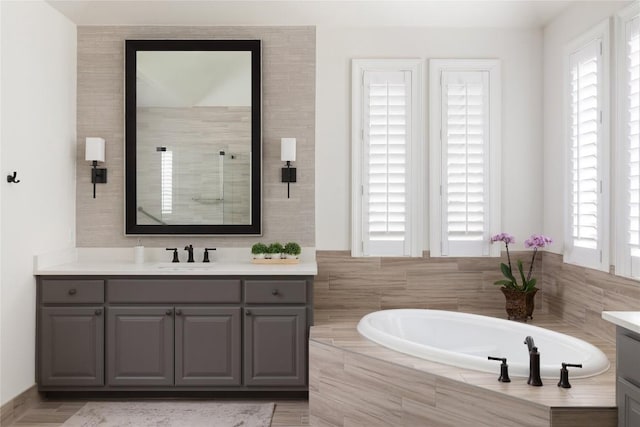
[[124, 39, 262, 235]]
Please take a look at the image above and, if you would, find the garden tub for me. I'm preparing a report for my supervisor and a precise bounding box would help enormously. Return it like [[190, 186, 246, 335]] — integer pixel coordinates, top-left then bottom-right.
[[357, 309, 610, 378]]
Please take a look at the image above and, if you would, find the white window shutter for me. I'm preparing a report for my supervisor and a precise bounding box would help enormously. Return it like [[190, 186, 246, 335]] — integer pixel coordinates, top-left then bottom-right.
[[441, 71, 490, 256], [362, 71, 411, 256], [161, 150, 173, 215], [569, 40, 601, 251], [625, 16, 640, 275], [564, 21, 610, 272]]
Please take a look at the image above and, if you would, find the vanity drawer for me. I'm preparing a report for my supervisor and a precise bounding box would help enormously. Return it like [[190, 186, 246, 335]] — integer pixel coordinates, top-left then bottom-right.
[[244, 280, 307, 304], [619, 332, 640, 386], [108, 279, 241, 303], [41, 280, 104, 304]]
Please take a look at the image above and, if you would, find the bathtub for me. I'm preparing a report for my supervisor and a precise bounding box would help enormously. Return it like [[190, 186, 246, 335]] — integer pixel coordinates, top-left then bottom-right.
[[357, 309, 610, 378]]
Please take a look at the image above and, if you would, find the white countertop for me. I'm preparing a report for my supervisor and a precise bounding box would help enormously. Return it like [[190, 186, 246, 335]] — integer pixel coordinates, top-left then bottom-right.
[[34, 247, 318, 276], [602, 311, 640, 335]]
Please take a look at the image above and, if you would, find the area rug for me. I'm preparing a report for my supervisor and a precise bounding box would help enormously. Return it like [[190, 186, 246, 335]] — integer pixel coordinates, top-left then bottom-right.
[[61, 401, 275, 427]]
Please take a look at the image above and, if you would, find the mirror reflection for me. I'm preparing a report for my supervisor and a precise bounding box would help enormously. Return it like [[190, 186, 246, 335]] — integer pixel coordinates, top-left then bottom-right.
[[125, 40, 261, 235]]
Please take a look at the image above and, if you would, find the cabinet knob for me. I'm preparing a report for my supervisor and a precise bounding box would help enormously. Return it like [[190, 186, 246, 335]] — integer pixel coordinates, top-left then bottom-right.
[[175, 309, 182, 316], [245, 310, 251, 316], [272, 289, 279, 296], [94, 309, 102, 316], [68, 288, 77, 295], [166, 309, 173, 316]]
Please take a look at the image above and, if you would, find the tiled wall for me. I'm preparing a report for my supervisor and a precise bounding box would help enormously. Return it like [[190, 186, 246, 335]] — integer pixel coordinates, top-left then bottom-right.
[[314, 250, 640, 344], [137, 106, 251, 225], [76, 26, 315, 247], [314, 251, 544, 323], [542, 252, 640, 343]]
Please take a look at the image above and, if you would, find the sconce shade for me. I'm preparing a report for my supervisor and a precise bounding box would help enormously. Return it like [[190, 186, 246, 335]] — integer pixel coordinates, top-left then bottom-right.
[[281, 138, 296, 162], [85, 137, 105, 162]]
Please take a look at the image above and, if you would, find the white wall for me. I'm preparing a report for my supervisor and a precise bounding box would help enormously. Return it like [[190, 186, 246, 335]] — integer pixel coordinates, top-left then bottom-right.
[[0, 0, 76, 405], [542, 1, 630, 255], [316, 26, 544, 251]]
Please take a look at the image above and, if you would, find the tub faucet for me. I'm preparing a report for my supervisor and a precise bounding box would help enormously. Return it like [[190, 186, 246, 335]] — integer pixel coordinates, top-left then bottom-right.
[[184, 245, 195, 263], [524, 337, 543, 386], [524, 336, 535, 352]]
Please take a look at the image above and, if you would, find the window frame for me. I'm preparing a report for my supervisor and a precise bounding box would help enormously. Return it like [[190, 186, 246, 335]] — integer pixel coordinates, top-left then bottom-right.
[[428, 59, 502, 258], [563, 19, 611, 272], [351, 59, 424, 257], [614, 3, 640, 279]]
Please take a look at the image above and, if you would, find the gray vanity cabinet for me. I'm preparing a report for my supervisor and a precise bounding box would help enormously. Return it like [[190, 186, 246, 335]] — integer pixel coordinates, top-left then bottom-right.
[[244, 307, 307, 386], [616, 327, 640, 427], [175, 307, 241, 386], [37, 275, 313, 392], [107, 306, 174, 386], [40, 307, 104, 386]]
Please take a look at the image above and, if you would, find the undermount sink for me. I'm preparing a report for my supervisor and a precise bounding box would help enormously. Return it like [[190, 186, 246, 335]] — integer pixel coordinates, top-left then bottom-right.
[[153, 263, 216, 271]]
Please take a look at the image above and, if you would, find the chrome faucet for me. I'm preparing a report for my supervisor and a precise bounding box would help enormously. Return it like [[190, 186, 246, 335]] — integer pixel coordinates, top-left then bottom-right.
[[524, 336, 543, 386], [184, 245, 195, 263]]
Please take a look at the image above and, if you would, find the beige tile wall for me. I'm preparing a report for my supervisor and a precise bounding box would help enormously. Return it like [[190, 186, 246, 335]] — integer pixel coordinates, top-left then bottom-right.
[[314, 250, 640, 345], [76, 26, 315, 247], [315, 250, 544, 322], [137, 106, 251, 225], [542, 252, 640, 343]]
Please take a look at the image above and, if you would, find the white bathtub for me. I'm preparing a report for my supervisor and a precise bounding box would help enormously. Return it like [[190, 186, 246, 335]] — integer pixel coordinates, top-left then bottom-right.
[[357, 309, 610, 378]]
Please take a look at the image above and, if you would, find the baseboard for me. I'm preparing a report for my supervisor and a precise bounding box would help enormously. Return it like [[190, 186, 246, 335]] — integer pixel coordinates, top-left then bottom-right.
[[0, 385, 40, 426]]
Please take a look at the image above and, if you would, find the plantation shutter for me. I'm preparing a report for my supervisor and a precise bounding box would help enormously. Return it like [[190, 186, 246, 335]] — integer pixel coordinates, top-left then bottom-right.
[[440, 71, 490, 256], [362, 70, 411, 256], [625, 16, 640, 275], [568, 39, 603, 261], [161, 150, 173, 215]]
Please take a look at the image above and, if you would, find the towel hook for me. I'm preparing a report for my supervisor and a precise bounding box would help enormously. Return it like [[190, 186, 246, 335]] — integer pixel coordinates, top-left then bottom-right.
[[6, 172, 20, 183]]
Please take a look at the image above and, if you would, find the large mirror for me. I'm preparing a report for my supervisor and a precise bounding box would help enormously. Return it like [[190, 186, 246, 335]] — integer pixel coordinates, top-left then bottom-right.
[[125, 40, 261, 235]]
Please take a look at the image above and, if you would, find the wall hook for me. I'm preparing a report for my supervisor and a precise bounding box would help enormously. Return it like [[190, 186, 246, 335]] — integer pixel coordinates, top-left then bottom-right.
[[6, 172, 20, 183]]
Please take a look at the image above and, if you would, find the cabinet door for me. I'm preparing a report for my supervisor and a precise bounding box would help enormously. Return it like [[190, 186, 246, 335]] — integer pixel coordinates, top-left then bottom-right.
[[107, 307, 173, 386], [244, 307, 307, 386], [40, 307, 104, 386], [618, 378, 640, 427], [175, 307, 241, 386]]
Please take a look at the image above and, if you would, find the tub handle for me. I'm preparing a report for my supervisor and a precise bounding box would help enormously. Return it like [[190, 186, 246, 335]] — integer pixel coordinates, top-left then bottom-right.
[[558, 362, 582, 389], [487, 356, 511, 383]]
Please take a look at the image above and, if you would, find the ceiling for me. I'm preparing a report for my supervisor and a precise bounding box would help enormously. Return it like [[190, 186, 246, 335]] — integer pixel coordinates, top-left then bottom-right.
[[44, 0, 591, 28]]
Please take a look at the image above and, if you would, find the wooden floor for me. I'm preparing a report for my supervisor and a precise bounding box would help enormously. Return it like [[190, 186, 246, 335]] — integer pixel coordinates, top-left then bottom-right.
[[5, 398, 309, 427]]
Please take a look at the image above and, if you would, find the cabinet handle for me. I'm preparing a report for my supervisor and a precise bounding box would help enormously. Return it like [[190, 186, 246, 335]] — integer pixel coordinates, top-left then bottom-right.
[[166, 309, 173, 316], [272, 289, 279, 296], [68, 288, 77, 295], [95, 309, 102, 315], [245, 310, 251, 316], [175, 309, 182, 315]]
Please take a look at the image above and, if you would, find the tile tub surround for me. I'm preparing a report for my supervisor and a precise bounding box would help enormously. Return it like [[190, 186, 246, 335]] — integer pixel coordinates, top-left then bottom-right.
[[309, 312, 617, 427], [542, 252, 640, 343], [76, 26, 315, 247], [314, 250, 544, 318]]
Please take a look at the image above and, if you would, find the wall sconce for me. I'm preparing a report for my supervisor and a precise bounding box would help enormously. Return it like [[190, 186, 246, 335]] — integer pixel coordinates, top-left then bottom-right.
[[85, 137, 107, 199], [281, 138, 297, 199]]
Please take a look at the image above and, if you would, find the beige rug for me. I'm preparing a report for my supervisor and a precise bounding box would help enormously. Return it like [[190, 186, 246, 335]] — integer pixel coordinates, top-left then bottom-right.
[[61, 401, 275, 427]]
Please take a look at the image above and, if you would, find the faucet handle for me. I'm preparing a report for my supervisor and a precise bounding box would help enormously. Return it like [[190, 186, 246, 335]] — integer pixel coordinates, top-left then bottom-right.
[[488, 356, 511, 383], [166, 248, 179, 263], [203, 248, 216, 263], [558, 363, 582, 388]]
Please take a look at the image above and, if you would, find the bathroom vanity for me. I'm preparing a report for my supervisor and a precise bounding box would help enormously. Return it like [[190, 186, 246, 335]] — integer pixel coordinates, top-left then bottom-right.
[[35, 254, 315, 394], [602, 311, 640, 427]]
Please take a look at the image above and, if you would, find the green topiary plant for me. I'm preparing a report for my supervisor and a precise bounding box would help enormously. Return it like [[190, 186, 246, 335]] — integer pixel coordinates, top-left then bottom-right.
[[251, 243, 268, 255], [267, 242, 284, 257], [283, 242, 301, 257]]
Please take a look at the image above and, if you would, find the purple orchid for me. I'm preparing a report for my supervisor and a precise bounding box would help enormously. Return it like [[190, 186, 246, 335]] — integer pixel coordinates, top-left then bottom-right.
[[491, 232, 553, 292], [491, 233, 516, 244]]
